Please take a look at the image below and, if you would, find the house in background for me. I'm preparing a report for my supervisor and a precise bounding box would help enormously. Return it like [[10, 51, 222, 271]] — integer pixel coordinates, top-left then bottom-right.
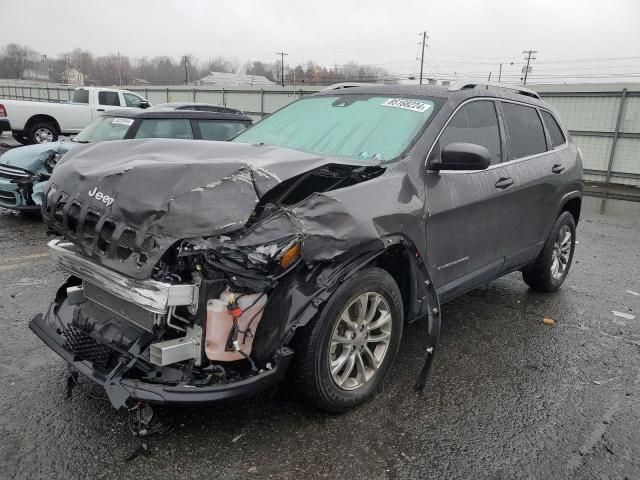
[[22, 67, 51, 82], [61, 68, 86, 86]]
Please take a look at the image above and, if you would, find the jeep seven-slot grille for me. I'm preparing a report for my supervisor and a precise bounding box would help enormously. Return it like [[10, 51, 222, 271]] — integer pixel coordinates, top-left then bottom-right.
[[43, 185, 160, 268]]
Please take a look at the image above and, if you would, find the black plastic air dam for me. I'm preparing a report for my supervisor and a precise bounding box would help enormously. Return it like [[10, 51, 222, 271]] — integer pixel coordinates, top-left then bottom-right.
[[29, 312, 293, 407]]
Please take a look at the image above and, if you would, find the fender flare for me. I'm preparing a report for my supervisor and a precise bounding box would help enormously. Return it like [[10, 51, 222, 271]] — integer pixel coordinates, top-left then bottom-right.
[[556, 190, 582, 218]]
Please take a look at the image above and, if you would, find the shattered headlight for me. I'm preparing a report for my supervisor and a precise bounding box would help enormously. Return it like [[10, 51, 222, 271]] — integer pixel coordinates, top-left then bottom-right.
[[187, 235, 303, 278], [247, 238, 301, 270]]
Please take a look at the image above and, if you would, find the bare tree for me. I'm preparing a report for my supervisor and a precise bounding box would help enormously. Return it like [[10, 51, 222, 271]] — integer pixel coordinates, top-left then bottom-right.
[[244, 61, 277, 82], [203, 56, 239, 74], [3, 43, 38, 79]]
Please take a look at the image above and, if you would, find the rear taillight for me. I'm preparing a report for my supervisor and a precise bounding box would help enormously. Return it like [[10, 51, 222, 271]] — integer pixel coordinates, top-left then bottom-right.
[[0, 104, 6, 118]]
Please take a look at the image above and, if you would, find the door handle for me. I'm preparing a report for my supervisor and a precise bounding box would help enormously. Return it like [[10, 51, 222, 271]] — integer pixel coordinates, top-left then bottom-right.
[[495, 177, 514, 189], [96, 108, 105, 112], [552, 164, 565, 174]]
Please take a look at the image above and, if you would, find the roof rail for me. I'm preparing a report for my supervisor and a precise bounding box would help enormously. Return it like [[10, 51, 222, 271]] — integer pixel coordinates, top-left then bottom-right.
[[321, 82, 372, 91], [447, 80, 541, 100]]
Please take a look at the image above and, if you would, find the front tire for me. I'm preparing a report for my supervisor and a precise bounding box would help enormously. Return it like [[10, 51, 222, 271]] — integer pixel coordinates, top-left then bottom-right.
[[26, 122, 58, 144], [291, 267, 403, 413], [522, 211, 576, 292]]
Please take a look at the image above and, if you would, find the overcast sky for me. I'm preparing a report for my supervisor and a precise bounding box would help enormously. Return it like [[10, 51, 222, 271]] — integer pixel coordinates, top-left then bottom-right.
[[3, 0, 640, 83]]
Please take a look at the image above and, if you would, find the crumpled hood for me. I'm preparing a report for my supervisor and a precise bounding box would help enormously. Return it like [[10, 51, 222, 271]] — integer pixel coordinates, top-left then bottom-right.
[[0, 141, 75, 172], [46, 138, 375, 238]]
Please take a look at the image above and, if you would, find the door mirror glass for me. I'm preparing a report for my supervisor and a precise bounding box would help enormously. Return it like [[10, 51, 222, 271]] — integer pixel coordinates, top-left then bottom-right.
[[434, 142, 491, 171], [139, 100, 150, 109]]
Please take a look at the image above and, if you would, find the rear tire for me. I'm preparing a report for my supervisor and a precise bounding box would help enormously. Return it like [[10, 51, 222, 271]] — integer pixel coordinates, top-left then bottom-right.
[[26, 122, 58, 144], [291, 267, 403, 413], [522, 211, 576, 292]]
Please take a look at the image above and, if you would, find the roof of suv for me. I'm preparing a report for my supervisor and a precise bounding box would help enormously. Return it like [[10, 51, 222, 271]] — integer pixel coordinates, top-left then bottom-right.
[[313, 82, 549, 109], [100, 108, 253, 122], [148, 102, 245, 115]]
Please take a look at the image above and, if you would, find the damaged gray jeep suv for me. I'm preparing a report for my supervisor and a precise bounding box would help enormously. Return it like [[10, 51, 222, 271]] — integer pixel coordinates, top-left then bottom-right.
[[30, 82, 582, 412]]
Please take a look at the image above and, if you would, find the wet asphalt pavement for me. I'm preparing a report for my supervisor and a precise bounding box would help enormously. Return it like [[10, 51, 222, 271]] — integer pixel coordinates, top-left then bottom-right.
[[0, 197, 639, 479]]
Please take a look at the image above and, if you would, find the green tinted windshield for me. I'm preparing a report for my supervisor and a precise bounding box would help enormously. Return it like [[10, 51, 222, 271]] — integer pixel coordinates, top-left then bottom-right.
[[74, 116, 134, 143], [233, 95, 436, 162]]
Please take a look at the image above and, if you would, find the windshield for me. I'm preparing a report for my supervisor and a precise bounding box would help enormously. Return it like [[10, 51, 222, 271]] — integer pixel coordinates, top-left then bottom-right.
[[233, 95, 437, 162], [73, 116, 134, 143]]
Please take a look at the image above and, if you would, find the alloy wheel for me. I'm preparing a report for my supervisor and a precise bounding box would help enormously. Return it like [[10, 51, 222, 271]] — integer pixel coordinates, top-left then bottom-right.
[[551, 224, 572, 279], [328, 292, 393, 391]]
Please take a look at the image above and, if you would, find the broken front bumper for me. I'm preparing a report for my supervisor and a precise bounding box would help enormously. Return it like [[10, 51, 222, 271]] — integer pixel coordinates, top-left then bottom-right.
[[0, 164, 40, 211], [29, 239, 293, 408], [48, 239, 198, 315], [29, 312, 292, 407]]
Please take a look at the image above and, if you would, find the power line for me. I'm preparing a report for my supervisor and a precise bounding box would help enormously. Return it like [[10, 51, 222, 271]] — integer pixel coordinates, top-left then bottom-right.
[[221, 33, 418, 59]]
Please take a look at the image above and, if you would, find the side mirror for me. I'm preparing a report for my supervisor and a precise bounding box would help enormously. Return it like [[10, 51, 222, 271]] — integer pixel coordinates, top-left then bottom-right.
[[431, 142, 491, 171], [139, 100, 150, 109]]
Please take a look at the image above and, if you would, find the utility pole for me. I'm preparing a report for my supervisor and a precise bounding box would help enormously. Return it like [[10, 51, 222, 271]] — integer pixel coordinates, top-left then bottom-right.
[[419, 31, 428, 85], [181, 55, 189, 85], [521, 50, 537, 85], [276, 51, 288, 87], [497, 61, 513, 83], [117, 51, 123, 86]]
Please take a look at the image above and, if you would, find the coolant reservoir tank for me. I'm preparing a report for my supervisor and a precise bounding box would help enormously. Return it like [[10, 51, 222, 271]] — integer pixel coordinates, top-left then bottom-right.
[[205, 292, 268, 362]]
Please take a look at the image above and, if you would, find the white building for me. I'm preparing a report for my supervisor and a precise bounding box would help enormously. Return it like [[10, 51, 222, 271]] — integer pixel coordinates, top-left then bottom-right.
[[198, 71, 275, 87]]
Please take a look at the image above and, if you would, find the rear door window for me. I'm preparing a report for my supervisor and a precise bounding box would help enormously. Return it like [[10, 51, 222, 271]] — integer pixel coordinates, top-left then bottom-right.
[[540, 110, 566, 148], [196, 120, 249, 140], [134, 119, 194, 139], [438, 100, 502, 164], [98, 91, 121, 106], [501, 102, 547, 159]]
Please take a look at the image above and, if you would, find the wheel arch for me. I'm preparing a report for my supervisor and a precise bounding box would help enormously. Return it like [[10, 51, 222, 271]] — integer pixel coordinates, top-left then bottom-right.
[[252, 234, 441, 391], [560, 194, 581, 225], [24, 114, 61, 135]]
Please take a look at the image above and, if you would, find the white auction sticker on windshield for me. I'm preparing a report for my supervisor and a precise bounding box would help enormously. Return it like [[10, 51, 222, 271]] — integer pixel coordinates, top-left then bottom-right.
[[111, 118, 134, 126], [381, 98, 432, 113]]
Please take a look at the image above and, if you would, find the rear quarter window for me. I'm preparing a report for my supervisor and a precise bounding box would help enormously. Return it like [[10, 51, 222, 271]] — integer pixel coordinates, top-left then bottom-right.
[[501, 102, 547, 159], [540, 110, 566, 148], [72, 89, 89, 104]]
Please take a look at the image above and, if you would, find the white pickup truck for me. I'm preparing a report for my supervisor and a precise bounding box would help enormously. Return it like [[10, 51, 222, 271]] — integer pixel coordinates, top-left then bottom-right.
[[0, 87, 150, 144]]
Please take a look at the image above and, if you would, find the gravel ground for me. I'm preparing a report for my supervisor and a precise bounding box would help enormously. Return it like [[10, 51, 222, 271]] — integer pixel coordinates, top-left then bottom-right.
[[0, 184, 639, 479]]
